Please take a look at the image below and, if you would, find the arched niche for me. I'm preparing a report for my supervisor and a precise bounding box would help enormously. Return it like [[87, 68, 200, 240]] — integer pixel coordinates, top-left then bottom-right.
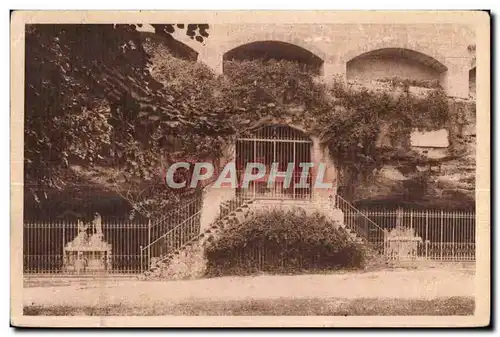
[[346, 48, 448, 85], [223, 40, 324, 75]]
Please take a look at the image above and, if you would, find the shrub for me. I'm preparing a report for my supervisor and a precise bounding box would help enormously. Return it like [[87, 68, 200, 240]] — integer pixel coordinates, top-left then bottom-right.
[[205, 208, 366, 276]]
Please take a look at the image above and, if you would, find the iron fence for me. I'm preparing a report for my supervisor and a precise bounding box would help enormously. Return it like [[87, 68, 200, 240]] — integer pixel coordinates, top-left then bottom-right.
[[208, 207, 476, 275], [23, 205, 476, 276], [23, 220, 149, 274], [355, 208, 476, 262], [236, 124, 313, 200]]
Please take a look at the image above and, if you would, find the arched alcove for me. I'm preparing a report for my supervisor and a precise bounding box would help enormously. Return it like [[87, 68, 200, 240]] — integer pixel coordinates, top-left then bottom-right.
[[346, 48, 448, 85], [236, 124, 313, 200], [223, 41, 324, 75]]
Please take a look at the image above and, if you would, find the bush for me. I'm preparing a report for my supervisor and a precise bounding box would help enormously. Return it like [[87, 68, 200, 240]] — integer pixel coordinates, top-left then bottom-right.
[[205, 208, 366, 276]]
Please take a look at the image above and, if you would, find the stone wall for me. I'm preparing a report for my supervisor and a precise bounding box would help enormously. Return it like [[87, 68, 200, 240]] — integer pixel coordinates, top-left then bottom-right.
[[157, 23, 475, 98], [144, 23, 476, 209]]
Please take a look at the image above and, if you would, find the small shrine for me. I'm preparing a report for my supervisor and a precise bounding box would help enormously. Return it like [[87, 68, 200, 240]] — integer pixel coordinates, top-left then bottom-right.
[[383, 210, 424, 261], [63, 213, 112, 274], [384, 226, 423, 261]]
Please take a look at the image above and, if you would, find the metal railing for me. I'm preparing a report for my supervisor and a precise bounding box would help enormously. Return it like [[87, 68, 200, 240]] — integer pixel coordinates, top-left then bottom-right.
[[140, 208, 202, 272], [23, 220, 149, 274], [236, 172, 313, 201], [23, 196, 476, 276], [144, 195, 204, 263], [140, 192, 251, 272], [334, 194, 386, 253], [360, 208, 476, 262], [235, 124, 313, 201], [334, 195, 475, 262]]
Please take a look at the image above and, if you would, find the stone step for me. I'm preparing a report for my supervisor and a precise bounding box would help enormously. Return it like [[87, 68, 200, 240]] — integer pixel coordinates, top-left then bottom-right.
[[144, 200, 258, 278]]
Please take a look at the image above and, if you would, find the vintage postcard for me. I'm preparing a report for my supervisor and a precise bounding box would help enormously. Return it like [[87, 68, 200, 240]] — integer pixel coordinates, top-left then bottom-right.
[[10, 10, 490, 327]]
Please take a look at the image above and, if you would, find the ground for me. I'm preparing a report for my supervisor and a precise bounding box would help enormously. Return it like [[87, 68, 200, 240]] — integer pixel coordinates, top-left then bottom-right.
[[23, 268, 475, 316]]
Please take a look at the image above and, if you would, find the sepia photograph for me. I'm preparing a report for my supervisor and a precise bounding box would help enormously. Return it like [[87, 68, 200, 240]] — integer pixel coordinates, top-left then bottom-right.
[[10, 10, 490, 327]]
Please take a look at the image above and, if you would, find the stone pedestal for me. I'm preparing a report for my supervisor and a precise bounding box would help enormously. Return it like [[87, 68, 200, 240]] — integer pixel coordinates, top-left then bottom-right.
[[384, 227, 423, 261], [63, 233, 112, 274]]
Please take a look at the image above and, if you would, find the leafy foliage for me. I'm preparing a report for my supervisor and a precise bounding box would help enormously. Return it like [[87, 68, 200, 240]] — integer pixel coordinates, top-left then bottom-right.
[[205, 208, 366, 276], [220, 61, 451, 197], [317, 81, 450, 185], [25, 23, 212, 184], [221, 59, 325, 134], [152, 24, 210, 44], [25, 26, 455, 220], [24, 24, 217, 219], [375, 76, 442, 89]]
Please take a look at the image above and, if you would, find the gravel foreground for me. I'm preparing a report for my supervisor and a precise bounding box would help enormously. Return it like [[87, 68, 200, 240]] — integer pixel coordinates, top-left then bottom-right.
[[23, 269, 475, 316]]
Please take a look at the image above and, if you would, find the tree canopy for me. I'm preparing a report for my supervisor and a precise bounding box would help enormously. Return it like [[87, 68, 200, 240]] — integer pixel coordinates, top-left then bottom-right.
[[25, 23, 227, 218], [25, 23, 216, 187]]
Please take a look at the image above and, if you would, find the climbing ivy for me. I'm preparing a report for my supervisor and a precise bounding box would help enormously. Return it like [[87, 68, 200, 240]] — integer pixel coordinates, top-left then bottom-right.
[[221, 59, 325, 135], [137, 57, 453, 202], [31, 37, 457, 219], [314, 79, 450, 196], [219, 60, 451, 192]]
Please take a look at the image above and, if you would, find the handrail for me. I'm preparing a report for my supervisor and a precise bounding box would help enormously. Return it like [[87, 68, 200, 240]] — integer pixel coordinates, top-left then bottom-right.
[[141, 190, 253, 272], [141, 210, 203, 252], [335, 194, 385, 232], [151, 195, 203, 229], [149, 172, 220, 229], [334, 194, 386, 255]]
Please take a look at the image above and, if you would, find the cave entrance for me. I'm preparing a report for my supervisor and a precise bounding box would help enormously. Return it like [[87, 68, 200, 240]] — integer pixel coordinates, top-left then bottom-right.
[[236, 125, 313, 200]]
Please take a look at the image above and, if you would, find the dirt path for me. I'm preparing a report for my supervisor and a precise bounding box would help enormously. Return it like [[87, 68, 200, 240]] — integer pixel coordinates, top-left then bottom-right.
[[23, 269, 475, 309]]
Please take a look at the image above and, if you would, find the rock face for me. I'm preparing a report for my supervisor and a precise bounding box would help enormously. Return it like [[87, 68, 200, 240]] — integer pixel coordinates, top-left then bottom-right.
[[352, 99, 475, 209]]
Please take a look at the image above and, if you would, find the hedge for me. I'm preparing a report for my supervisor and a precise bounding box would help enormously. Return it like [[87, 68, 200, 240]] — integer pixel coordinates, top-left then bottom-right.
[[205, 208, 366, 276]]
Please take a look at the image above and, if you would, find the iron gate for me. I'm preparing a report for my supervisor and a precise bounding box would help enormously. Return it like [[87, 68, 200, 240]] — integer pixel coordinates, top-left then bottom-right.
[[236, 125, 313, 200]]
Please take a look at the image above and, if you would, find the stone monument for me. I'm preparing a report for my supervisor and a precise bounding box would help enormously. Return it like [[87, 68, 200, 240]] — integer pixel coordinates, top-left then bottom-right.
[[63, 213, 112, 274], [384, 226, 423, 261]]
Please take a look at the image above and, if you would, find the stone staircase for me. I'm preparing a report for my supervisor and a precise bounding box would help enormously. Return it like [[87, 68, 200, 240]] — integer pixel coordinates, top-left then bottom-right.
[[142, 195, 379, 280], [334, 194, 386, 254], [143, 197, 256, 280], [339, 224, 366, 244]]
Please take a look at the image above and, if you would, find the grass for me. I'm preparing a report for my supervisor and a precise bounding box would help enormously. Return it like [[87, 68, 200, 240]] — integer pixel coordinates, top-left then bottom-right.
[[24, 296, 474, 316]]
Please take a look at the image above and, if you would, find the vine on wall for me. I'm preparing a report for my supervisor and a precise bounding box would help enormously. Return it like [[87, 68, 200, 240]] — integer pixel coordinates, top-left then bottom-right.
[[110, 52, 463, 215], [216, 60, 452, 197], [315, 80, 451, 195]]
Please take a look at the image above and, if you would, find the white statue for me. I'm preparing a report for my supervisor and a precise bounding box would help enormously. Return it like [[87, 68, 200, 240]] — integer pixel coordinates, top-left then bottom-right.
[[72, 219, 89, 246], [93, 212, 103, 237], [88, 212, 104, 247]]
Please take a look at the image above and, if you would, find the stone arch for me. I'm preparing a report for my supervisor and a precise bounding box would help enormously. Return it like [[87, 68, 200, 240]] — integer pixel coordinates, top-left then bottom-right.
[[222, 39, 325, 75], [248, 117, 311, 137], [342, 43, 449, 84], [342, 41, 448, 69], [345, 47, 448, 84], [224, 31, 327, 61]]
